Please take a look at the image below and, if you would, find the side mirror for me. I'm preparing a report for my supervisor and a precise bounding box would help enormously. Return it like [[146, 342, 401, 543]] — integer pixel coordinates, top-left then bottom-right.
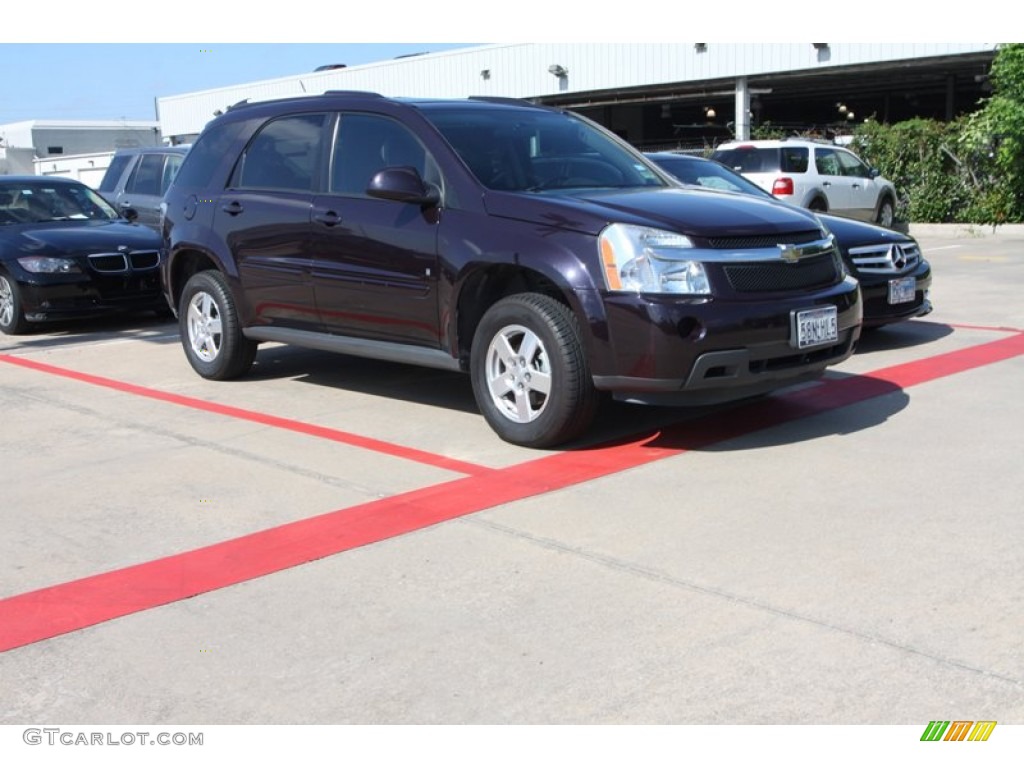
[[120, 205, 139, 222], [869, 168, 881, 179], [367, 167, 439, 206]]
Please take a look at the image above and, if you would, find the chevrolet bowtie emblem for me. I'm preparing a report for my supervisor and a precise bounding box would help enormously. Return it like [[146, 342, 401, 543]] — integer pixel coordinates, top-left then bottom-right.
[[779, 244, 801, 263]]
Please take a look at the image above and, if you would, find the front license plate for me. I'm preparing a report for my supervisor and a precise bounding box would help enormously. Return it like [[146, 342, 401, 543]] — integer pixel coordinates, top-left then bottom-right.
[[888, 276, 916, 304], [792, 306, 839, 349]]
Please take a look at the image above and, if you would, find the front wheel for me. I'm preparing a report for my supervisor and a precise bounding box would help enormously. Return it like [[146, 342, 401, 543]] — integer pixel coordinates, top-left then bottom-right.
[[178, 270, 257, 380], [0, 273, 30, 335], [470, 293, 597, 448]]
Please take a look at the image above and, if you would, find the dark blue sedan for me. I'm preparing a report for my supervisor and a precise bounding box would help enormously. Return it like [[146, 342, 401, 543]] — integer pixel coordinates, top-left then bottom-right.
[[0, 176, 166, 334], [647, 152, 932, 327]]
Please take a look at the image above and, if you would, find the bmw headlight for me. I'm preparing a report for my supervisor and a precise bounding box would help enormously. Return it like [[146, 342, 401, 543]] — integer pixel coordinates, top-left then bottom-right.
[[17, 256, 81, 274], [598, 224, 710, 295]]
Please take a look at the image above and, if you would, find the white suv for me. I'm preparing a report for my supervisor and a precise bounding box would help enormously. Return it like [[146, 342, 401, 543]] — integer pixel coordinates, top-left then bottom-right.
[[712, 139, 897, 228]]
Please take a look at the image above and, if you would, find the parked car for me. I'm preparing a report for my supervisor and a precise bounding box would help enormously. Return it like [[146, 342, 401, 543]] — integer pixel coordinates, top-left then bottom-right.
[[710, 139, 898, 228], [96, 146, 189, 230], [0, 176, 165, 334], [159, 93, 861, 447], [646, 152, 931, 328]]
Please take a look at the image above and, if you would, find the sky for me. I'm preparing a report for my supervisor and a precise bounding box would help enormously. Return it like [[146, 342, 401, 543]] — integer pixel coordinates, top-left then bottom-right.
[[0, 43, 478, 123]]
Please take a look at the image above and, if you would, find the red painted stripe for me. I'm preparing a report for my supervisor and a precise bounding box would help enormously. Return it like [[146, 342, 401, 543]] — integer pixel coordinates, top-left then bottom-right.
[[1, 331, 1022, 652], [0, 353, 491, 478]]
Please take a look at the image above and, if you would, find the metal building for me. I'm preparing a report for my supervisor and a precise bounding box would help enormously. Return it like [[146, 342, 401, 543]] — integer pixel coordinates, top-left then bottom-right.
[[0, 120, 162, 180], [155, 43, 999, 148]]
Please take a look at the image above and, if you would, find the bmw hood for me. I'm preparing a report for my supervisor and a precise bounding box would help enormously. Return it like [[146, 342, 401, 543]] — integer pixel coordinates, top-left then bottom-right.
[[1, 220, 160, 256], [483, 186, 827, 240]]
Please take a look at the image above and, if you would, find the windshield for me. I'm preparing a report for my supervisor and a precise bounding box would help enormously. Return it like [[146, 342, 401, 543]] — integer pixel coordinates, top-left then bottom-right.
[[649, 155, 772, 198], [0, 182, 119, 225], [420, 105, 666, 193]]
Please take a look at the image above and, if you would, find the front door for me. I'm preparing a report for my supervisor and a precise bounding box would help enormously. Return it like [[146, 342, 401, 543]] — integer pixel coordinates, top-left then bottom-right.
[[310, 113, 441, 347]]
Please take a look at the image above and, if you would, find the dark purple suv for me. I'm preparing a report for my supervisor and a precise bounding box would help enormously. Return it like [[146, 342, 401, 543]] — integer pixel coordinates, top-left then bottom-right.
[[159, 92, 862, 447]]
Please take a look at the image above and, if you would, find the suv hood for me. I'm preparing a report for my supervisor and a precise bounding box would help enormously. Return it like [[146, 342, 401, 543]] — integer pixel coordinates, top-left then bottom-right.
[[0, 220, 160, 255], [483, 186, 825, 239]]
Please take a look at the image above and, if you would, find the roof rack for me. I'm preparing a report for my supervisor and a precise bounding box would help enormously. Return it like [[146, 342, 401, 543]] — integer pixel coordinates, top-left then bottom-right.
[[322, 90, 385, 98], [468, 96, 538, 106]]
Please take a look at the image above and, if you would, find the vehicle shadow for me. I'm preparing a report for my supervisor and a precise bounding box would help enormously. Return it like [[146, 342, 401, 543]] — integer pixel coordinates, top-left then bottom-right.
[[247, 343, 481, 414], [855, 319, 953, 354], [248, 341, 910, 451], [562, 371, 909, 453], [0, 313, 178, 351]]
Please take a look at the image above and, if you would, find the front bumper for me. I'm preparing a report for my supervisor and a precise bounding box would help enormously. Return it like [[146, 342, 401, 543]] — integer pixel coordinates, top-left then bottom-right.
[[590, 276, 862, 405], [16, 272, 165, 322], [856, 260, 933, 327]]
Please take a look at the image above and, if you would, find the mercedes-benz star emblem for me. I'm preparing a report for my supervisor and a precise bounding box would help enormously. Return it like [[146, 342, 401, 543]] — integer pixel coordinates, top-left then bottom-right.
[[889, 244, 907, 270]]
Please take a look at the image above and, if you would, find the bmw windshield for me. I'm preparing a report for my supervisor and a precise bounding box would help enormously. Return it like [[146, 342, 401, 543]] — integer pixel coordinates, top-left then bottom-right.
[[0, 181, 119, 225]]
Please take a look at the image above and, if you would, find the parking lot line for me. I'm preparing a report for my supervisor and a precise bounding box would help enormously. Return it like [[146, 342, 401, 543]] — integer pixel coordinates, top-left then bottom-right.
[[2, 328, 1021, 654], [0, 353, 493, 478]]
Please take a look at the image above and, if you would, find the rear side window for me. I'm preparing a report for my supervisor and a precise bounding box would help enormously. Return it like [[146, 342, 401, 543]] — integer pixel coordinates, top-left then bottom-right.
[[779, 147, 809, 173], [126, 154, 165, 196], [236, 114, 327, 191], [712, 147, 781, 174], [161, 154, 184, 194], [97, 154, 133, 193], [173, 122, 245, 190]]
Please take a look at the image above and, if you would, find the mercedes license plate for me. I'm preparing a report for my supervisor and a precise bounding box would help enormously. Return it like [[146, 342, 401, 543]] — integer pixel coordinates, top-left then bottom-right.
[[793, 306, 838, 349], [888, 276, 916, 304]]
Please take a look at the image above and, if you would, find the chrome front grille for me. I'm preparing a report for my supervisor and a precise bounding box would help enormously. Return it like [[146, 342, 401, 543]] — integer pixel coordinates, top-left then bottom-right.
[[88, 251, 161, 273], [848, 242, 921, 275]]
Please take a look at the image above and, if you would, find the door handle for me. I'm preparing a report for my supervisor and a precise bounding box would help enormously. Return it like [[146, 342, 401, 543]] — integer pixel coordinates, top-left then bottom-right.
[[313, 210, 341, 227], [822, 181, 831, 187], [221, 201, 244, 215]]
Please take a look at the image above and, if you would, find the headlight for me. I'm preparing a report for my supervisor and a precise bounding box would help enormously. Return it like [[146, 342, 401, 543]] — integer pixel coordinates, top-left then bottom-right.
[[17, 256, 81, 274], [598, 223, 710, 295]]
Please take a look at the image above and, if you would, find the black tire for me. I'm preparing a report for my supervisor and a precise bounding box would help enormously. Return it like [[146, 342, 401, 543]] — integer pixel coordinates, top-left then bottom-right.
[[0, 273, 31, 335], [470, 293, 597, 448], [178, 270, 257, 380], [876, 196, 895, 228]]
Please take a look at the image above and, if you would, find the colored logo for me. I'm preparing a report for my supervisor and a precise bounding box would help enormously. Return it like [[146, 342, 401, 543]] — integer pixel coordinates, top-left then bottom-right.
[[920, 720, 997, 741]]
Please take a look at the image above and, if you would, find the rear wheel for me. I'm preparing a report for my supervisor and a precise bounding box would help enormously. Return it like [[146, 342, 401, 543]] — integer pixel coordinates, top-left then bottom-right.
[[876, 197, 895, 228], [179, 270, 257, 380], [471, 293, 597, 448], [0, 273, 30, 335], [808, 197, 828, 213]]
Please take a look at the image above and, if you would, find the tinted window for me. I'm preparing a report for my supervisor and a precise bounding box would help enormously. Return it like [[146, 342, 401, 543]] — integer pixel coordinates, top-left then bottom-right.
[[422, 106, 662, 192], [779, 147, 809, 173], [836, 149, 869, 177], [161, 154, 184, 194], [711, 147, 781, 174], [126, 154, 164, 196], [815, 148, 842, 176], [652, 155, 771, 198], [237, 114, 326, 191], [331, 114, 431, 196], [173, 122, 245, 190], [97, 154, 133, 193]]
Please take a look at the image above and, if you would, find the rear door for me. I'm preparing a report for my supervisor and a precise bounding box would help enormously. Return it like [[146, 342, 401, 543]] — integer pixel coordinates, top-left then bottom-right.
[[213, 113, 329, 330], [813, 147, 852, 213]]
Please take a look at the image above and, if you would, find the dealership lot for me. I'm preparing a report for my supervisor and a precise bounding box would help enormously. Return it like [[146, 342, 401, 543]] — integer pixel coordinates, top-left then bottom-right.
[[1, 232, 1022, 724]]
